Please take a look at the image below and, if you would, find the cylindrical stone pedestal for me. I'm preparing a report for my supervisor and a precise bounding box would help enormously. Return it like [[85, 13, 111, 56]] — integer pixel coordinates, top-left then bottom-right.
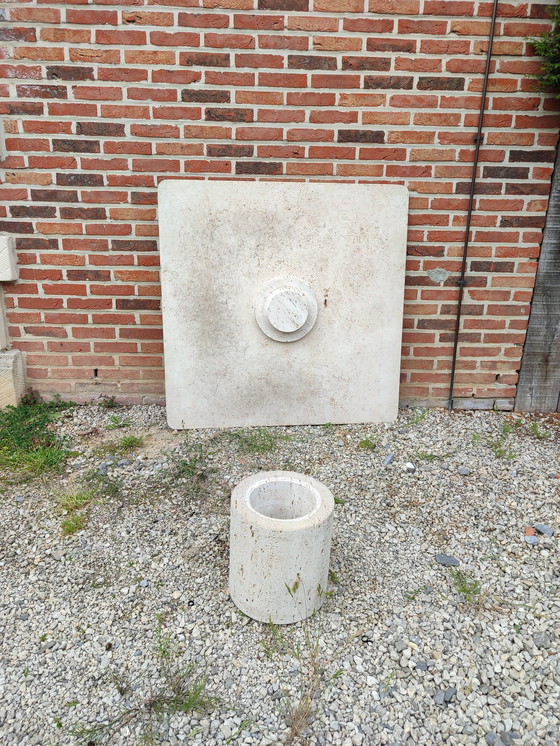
[[229, 471, 334, 624]]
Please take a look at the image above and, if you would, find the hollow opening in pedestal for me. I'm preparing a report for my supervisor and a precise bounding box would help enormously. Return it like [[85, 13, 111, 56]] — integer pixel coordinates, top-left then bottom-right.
[[248, 478, 321, 520]]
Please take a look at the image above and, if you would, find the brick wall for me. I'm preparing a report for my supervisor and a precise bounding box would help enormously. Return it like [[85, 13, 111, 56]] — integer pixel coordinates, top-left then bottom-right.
[[1, 0, 558, 406]]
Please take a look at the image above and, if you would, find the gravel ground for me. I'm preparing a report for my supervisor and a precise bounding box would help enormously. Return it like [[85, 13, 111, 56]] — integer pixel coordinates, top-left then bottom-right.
[[0, 404, 558, 746]]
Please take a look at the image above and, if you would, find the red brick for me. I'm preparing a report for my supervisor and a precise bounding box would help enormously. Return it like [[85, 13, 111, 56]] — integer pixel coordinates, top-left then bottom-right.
[[127, 87, 177, 102], [287, 92, 336, 106], [183, 160, 231, 173], [258, 109, 305, 122], [367, 38, 416, 53], [151, 31, 200, 46], [179, 12, 230, 26], [67, 9, 118, 24], [314, 36, 363, 51], [41, 29, 91, 44], [257, 145, 305, 157], [96, 30, 146, 45], [359, 147, 407, 161], [236, 127, 283, 140], [420, 39, 470, 55], [368, 0, 419, 11], [337, 163, 382, 177], [131, 124, 180, 138], [310, 110, 358, 123], [73, 86, 123, 101], [128, 50, 176, 65], [309, 145, 355, 158], [236, 91, 283, 104], [15, 47, 64, 62], [424, 0, 474, 14], [0, 64, 43, 80], [205, 71, 254, 86], [120, 355, 163, 367], [259, 34, 309, 50], [348, 20, 394, 37], [205, 33, 254, 48], [314, 0, 363, 10], [152, 106, 201, 120], [11, 7, 61, 22], [287, 128, 334, 141], [362, 111, 410, 125], [260, 72, 308, 87], [237, 53, 284, 68], [123, 10, 174, 25], [389, 94, 438, 108]]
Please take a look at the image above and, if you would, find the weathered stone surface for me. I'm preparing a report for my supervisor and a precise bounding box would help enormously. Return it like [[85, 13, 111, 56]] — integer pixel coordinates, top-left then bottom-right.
[[0, 349, 25, 408], [158, 181, 408, 428], [0, 234, 17, 282]]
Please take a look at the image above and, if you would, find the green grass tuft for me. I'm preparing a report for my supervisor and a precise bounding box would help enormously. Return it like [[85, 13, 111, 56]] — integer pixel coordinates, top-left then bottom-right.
[[228, 428, 276, 454], [358, 438, 377, 450], [118, 434, 143, 452], [95, 434, 143, 457], [104, 415, 131, 430], [71, 616, 214, 745], [61, 512, 86, 536], [0, 394, 74, 477], [529, 421, 549, 440], [449, 568, 481, 604], [58, 489, 95, 513]]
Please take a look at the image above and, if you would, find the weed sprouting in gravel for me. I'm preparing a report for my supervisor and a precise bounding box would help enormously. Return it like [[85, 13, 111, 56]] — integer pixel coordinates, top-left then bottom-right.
[[261, 580, 343, 744], [163, 445, 216, 500], [71, 617, 214, 745], [104, 415, 131, 430], [490, 437, 516, 460], [58, 481, 110, 536], [228, 428, 276, 454], [84, 470, 123, 500], [174, 446, 207, 480], [58, 489, 95, 514], [94, 434, 143, 458], [501, 419, 522, 436], [415, 450, 438, 462], [404, 586, 425, 601], [529, 421, 550, 440], [263, 619, 325, 744], [415, 448, 456, 461], [0, 393, 75, 478], [472, 423, 516, 460], [97, 395, 121, 409], [358, 438, 377, 450], [449, 568, 481, 604], [119, 434, 143, 452], [61, 512, 86, 536], [405, 408, 428, 426]]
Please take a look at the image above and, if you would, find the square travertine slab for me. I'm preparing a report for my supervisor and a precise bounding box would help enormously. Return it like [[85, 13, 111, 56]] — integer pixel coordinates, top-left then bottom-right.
[[158, 181, 408, 429]]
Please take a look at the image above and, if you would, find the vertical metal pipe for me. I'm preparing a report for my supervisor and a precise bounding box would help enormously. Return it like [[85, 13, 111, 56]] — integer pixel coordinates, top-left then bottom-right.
[[447, 0, 499, 411]]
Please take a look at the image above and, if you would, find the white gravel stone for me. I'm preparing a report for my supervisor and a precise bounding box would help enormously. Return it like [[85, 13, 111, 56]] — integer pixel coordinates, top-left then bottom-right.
[[0, 405, 558, 745]]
